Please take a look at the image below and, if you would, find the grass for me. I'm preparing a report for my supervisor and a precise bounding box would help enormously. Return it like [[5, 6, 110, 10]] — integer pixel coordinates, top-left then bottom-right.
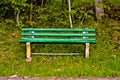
[[0, 19, 120, 77]]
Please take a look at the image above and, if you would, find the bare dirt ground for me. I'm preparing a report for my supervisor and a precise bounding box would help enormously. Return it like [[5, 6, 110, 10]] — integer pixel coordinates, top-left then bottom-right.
[[0, 76, 120, 80], [0, 75, 120, 80]]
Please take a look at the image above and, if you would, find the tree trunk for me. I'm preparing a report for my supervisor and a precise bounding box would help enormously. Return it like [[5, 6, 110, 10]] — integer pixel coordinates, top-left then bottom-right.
[[41, 0, 44, 7], [68, 0, 73, 28], [30, 0, 33, 22], [16, 11, 20, 25], [94, 0, 104, 19]]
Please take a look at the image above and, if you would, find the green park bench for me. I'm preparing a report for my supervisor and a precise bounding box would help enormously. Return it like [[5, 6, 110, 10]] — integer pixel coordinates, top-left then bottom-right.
[[20, 28, 96, 61]]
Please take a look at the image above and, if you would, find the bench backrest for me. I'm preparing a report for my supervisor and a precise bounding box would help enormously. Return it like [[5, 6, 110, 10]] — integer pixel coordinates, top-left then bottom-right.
[[20, 28, 96, 43]]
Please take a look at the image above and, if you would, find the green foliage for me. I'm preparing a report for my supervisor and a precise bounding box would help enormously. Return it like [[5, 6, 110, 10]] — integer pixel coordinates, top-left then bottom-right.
[[109, 0, 120, 7], [10, 0, 28, 11], [104, 0, 120, 20], [32, 0, 95, 27], [1, 0, 120, 27], [72, 0, 94, 24], [3, 19, 16, 30], [4, 19, 14, 25], [0, 0, 28, 17], [72, 0, 94, 7], [33, 1, 70, 27]]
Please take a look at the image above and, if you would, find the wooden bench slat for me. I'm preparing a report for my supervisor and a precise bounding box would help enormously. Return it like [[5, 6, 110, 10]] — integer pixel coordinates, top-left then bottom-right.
[[22, 28, 95, 32], [21, 33, 96, 36], [20, 38, 96, 43]]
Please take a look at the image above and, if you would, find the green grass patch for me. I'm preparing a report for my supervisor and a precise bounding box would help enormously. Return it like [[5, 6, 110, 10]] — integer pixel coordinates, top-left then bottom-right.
[[0, 19, 120, 77]]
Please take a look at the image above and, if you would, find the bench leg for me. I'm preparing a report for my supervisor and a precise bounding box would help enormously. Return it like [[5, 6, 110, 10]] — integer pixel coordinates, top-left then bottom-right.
[[26, 42, 32, 62], [85, 43, 90, 58]]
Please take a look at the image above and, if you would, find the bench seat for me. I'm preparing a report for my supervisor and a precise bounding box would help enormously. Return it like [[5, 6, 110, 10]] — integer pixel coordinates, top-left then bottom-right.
[[20, 38, 96, 43]]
